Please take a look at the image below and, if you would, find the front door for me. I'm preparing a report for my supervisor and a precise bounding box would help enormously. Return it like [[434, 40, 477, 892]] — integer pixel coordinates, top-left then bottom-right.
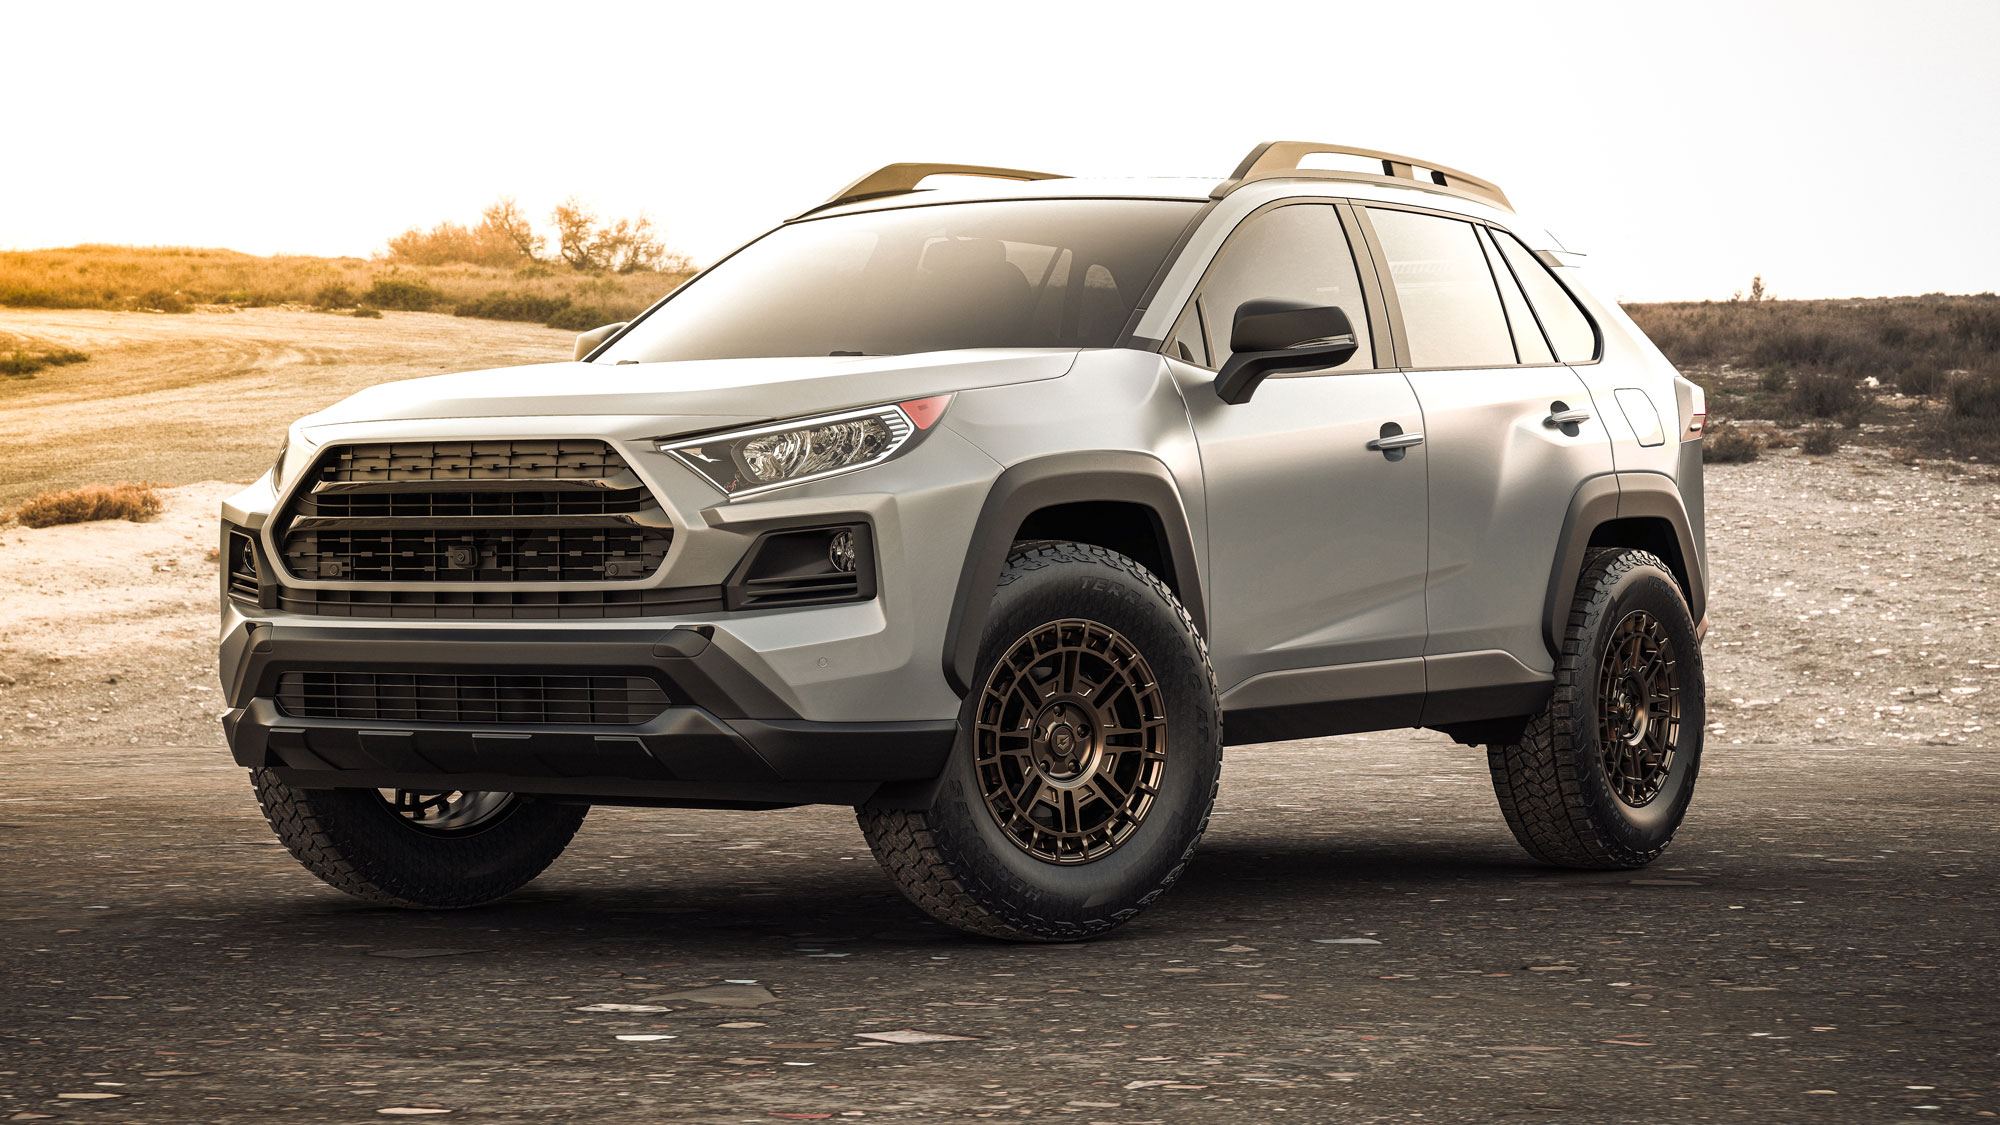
[[1166, 202, 1430, 706]]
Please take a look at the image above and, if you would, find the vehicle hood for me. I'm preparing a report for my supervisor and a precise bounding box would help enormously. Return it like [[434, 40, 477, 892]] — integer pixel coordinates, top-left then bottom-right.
[[300, 349, 1078, 434]]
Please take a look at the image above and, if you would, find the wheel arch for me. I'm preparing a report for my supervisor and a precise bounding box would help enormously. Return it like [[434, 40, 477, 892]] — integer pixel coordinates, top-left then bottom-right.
[[1544, 472, 1707, 658], [943, 452, 1205, 695]]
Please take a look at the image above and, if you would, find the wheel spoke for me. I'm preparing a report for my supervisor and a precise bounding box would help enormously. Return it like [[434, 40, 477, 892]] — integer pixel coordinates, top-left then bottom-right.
[[973, 616, 1170, 865]]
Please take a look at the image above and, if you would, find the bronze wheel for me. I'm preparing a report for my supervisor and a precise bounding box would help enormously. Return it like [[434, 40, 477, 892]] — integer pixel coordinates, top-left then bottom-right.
[[376, 789, 518, 836], [1486, 548, 1704, 870], [1595, 610, 1681, 807], [974, 619, 1168, 864]]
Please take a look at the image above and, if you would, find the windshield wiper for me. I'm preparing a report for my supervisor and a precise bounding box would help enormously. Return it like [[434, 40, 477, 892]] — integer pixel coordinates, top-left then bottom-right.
[[828, 350, 884, 357]]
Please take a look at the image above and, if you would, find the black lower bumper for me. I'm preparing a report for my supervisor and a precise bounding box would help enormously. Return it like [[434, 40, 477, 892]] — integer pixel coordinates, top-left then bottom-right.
[[221, 623, 957, 807]]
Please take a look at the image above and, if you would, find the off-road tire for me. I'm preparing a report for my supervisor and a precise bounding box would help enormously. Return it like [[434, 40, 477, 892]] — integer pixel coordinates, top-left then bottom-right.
[[1488, 548, 1704, 868], [251, 771, 588, 908], [857, 542, 1222, 941]]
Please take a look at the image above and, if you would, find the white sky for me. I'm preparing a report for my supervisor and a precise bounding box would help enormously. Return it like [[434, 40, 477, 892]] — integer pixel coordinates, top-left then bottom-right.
[[6, 0, 1996, 300]]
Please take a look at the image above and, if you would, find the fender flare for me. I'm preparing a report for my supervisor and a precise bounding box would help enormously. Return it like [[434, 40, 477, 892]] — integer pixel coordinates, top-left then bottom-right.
[[1543, 471, 1707, 657], [942, 452, 1206, 695]]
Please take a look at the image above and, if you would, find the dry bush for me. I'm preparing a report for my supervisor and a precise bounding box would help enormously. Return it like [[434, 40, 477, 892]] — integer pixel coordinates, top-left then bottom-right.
[[1, 341, 87, 377], [1787, 372, 1867, 419], [12, 482, 163, 528], [1702, 421, 1761, 463], [1947, 373, 2000, 420], [360, 276, 446, 311], [1800, 426, 1840, 455]]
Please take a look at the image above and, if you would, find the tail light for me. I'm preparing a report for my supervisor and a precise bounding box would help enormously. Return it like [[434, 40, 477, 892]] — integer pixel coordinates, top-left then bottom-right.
[[1679, 379, 1706, 441]]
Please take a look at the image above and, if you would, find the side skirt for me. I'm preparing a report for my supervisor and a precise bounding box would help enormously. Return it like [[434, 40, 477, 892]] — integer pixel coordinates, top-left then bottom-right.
[[1219, 651, 1551, 748]]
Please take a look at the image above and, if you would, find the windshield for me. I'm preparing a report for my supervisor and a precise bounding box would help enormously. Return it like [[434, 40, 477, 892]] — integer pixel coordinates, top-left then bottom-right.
[[596, 198, 1202, 362]]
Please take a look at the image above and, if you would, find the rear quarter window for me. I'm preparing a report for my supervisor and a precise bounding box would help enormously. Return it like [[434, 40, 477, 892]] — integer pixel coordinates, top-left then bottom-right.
[[1489, 229, 1599, 363]]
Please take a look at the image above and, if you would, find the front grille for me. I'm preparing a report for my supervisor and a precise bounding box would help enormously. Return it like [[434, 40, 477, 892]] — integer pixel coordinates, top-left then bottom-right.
[[275, 584, 725, 620], [276, 441, 671, 584], [275, 670, 670, 725]]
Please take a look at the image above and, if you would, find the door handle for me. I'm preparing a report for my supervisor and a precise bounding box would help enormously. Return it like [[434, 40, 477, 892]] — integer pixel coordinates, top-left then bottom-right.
[[1366, 432, 1425, 451], [1545, 407, 1592, 427]]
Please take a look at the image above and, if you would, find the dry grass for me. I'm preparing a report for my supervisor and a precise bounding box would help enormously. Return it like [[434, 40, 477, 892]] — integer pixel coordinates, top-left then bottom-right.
[[0, 245, 689, 327], [1, 333, 88, 378], [11, 482, 164, 528]]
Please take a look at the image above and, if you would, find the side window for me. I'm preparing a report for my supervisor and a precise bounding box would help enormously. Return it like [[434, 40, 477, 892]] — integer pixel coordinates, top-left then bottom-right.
[[1366, 208, 1515, 369], [1476, 226, 1554, 364], [1171, 204, 1374, 373], [1490, 229, 1599, 362]]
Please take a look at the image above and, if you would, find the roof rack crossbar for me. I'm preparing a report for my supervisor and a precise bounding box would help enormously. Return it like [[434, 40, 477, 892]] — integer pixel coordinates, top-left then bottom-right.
[[1212, 141, 1512, 211], [798, 162, 1070, 218]]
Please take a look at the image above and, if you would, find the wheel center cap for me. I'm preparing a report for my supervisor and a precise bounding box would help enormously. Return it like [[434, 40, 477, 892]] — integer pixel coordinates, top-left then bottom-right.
[[1033, 701, 1100, 785], [1614, 676, 1650, 744]]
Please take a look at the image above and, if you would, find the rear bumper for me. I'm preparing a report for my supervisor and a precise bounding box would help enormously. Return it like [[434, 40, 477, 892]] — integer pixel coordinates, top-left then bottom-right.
[[221, 623, 956, 806]]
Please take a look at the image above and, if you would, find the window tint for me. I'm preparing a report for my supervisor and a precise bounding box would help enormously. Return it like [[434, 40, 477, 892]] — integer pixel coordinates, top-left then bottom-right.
[[1174, 204, 1374, 372], [1476, 226, 1554, 364], [597, 199, 1199, 362], [1490, 229, 1598, 362], [1366, 208, 1515, 369]]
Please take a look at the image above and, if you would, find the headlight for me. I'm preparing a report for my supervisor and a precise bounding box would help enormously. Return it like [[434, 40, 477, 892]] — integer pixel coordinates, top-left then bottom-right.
[[661, 396, 952, 498]]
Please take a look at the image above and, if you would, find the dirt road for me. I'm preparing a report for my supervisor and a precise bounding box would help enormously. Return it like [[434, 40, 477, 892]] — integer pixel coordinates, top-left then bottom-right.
[[0, 307, 575, 508]]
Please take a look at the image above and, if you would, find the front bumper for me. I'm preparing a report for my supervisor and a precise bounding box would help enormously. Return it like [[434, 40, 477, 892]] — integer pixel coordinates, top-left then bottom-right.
[[222, 623, 956, 807]]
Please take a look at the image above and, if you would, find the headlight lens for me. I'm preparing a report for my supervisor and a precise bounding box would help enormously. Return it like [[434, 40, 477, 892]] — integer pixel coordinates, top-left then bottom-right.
[[271, 437, 290, 483], [662, 396, 951, 497]]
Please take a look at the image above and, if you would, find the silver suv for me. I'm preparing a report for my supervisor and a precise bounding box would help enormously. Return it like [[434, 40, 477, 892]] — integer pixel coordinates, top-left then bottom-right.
[[219, 142, 1709, 940]]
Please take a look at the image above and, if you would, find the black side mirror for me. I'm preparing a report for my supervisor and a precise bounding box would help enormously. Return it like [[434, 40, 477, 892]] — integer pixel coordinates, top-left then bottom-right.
[[1214, 300, 1358, 404], [573, 322, 629, 362]]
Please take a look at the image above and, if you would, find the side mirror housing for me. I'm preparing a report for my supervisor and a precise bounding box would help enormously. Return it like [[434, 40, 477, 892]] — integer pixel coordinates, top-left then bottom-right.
[[572, 322, 629, 361], [1214, 300, 1358, 404]]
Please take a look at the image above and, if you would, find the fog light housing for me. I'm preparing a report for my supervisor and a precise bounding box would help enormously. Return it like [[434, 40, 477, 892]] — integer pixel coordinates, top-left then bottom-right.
[[725, 523, 875, 610]]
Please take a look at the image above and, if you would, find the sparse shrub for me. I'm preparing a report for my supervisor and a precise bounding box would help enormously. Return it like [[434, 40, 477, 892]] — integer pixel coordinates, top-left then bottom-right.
[[1800, 426, 1839, 455], [1950, 306, 2000, 352], [12, 482, 164, 528], [314, 282, 356, 308], [0, 346, 87, 377], [1786, 372, 1865, 418], [352, 307, 383, 318], [1758, 368, 1790, 394], [1750, 329, 1838, 371], [1946, 373, 2000, 420], [137, 287, 191, 313], [1702, 421, 1761, 463], [455, 291, 571, 323], [1897, 363, 1947, 396], [545, 303, 623, 331], [360, 276, 445, 311]]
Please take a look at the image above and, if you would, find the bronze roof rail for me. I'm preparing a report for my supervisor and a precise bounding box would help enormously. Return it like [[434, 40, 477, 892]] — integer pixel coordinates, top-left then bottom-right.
[[1213, 141, 1512, 211], [797, 163, 1071, 218]]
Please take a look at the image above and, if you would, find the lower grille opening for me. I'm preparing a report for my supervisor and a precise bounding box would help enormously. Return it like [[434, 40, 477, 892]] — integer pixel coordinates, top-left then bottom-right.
[[274, 585, 725, 620], [275, 671, 670, 725]]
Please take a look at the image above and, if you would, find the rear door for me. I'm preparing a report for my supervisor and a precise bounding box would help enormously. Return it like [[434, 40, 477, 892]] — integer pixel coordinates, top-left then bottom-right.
[[1357, 205, 1616, 679], [1166, 202, 1429, 707]]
